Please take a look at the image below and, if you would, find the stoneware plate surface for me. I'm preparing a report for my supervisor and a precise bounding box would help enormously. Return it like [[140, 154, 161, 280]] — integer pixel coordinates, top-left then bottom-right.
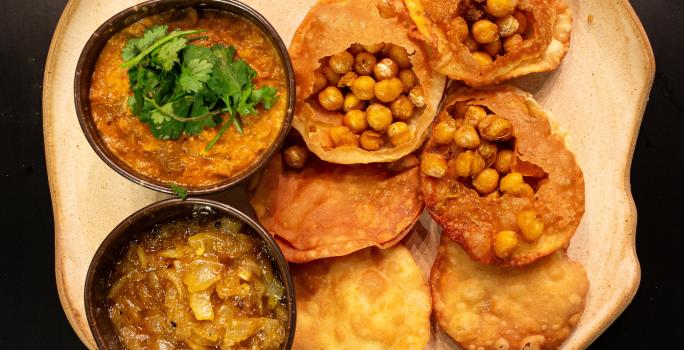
[[43, 0, 654, 349]]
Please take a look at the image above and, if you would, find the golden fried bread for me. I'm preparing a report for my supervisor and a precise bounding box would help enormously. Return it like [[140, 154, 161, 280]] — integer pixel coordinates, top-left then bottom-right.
[[292, 246, 431, 349], [421, 86, 584, 266], [432, 237, 589, 350]]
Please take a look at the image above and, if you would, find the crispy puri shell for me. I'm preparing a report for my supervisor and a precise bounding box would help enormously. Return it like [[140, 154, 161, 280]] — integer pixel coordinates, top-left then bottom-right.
[[431, 237, 589, 350], [292, 246, 431, 349], [289, 0, 446, 164], [421, 86, 585, 266], [249, 153, 423, 263], [397, 0, 572, 87]]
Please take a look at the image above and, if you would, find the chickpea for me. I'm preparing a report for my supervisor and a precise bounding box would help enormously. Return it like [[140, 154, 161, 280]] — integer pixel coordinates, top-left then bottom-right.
[[388, 45, 411, 69], [483, 40, 502, 57], [472, 20, 500, 44], [351, 76, 376, 100], [366, 104, 393, 132], [317, 86, 344, 111], [374, 78, 404, 103], [329, 125, 359, 147], [497, 15, 520, 37], [343, 93, 366, 112], [453, 17, 470, 42], [513, 11, 529, 34], [486, 0, 517, 18], [479, 115, 514, 141], [421, 153, 448, 178], [337, 72, 357, 88], [472, 51, 493, 66], [283, 145, 309, 169], [464, 35, 479, 52], [465, 105, 487, 126], [374, 58, 399, 81], [500, 172, 534, 196], [380, 43, 394, 57], [494, 230, 519, 259], [433, 119, 457, 144], [359, 130, 384, 150], [354, 52, 378, 76], [312, 71, 328, 95], [408, 85, 426, 108], [390, 95, 415, 121], [454, 151, 485, 178], [516, 210, 545, 241], [343, 109, 368, 133], [454, 125, 481, 149], [329, 50, 354, 74], [362, 43, 385, 54], [322, 66, 341, 85], [349, 43, 365, 54], [399, 69, 418, 93], [388, 122, 412, 145], [477, 141, 498, 166], [494, 149, 514, 174], [473, 168, 500, 194], [503, 34, 524, 53]]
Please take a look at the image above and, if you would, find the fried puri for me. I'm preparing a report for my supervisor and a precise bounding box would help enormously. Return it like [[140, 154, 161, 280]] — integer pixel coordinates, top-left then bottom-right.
[[421, 86, 584, 266], [289, 0, 445, 164], [292, 245, 431, 350], [385, 0, 572, 87], [431, 237, 589, 350], [249, 149, 423, 263]]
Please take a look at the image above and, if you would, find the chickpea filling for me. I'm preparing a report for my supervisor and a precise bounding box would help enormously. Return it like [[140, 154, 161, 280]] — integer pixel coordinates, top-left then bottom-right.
[[309, 43, 426, 150], [451, 0, 532, 65]]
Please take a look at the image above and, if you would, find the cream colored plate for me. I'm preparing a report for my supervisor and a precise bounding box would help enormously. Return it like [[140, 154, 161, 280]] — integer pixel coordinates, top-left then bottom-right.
[[44, 0, 654, 349]]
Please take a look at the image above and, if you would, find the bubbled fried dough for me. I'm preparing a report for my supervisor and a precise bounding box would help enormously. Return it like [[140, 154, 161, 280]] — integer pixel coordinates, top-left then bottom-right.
[[431, 237, 589, 350], [292, 246, 431, 350], [421, 86, 584, 266]]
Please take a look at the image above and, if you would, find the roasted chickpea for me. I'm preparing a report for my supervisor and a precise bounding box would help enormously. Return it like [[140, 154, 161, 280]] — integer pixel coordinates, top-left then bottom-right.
[[312, 71, 328, 95], [366, 103, 393, 132], [399, 69, 418, 93], [486, 0, 517, 18], [343, 93, 366, 112], [454, 125, 481, 149], [322, 66, 341, 85], [390, 95, 415, 121], [408, 85, 426, 108], [479, 114, 514, 141], [374, 78, 404, 103], [454, 151, 485, 178], [354, 52, 377, 76], [464, 35, 479, 52], [329, 50, 354, 74], [350, 76, 376, 100], [503, 34, 524, 53], [363, 43, 385, 54], [337, 71, 358, 88], [359, 130, 384, 150], [387, 122, 412, 145], [477, 140, 498, 166], [513, 11, 529, 34], [388, 45, 411, 69], [374, 58, 399, 81], [283, 145, 309, 169], [317, 86, 344, 111], [421, 153, 448, 178], [494, 149, 514, 174], [517, 210, 545, 241], [433, 119, 457, 144], [472, 19, 500, 44], [472, 51, 493, 66], [329, 125, 358, 147], [494, 230, 519, 258], [500, 172, 534, 196], [349, 43, 365, 54], [464, 105, 488, 127], [483, 40, 502, 57], [473, 168, 500, 194], [453, 17, 470, 42], [497, 15, 520, 37], [343, 109, 368, 133]]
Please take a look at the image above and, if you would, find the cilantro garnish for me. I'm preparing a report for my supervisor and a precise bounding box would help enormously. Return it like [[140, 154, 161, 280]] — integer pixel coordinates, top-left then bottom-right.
[[170, 184, 188, 200], [121, 25, 278, 150]]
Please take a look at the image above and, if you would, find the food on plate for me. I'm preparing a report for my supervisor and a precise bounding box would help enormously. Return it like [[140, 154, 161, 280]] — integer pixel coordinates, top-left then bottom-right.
[[90, 8, 287, 187], [292, 246, 431, 349], [421, 86, 584, 266], [289, 0, 445, 164], [385, 0, 572, 87], [431, 237, 589, 350], [249, 135, 423, 262], [105, 214, 288, 350]]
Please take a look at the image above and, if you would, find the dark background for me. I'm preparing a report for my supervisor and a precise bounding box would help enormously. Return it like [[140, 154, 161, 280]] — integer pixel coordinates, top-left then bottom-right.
[[0, 0, 680, 348]]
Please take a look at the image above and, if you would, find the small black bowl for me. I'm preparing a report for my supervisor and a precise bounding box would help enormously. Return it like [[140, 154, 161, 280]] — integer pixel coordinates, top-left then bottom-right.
[[84, 198, 296, 349], [75, 0, 295, 196]]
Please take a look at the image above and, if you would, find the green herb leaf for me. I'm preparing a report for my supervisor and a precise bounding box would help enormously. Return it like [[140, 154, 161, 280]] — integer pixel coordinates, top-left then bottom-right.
[[122, 25, 168, 62], [179, 58, 214, 93], [152, 36, 188, 71], [170, 184, 188, 200]]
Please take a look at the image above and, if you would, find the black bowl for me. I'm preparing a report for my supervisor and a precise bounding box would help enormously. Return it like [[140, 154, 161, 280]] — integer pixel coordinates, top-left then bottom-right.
[[84, 198, 296, 349]]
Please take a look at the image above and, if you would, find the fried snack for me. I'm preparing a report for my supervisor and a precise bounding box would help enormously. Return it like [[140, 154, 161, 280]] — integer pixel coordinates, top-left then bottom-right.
[[421, 86, 584, 266], [292, 246, 431, 349], [387, 0, 572, 87], [289, 0, 446, 164], [250, 150, 423, 263], [431, 237, 589, 350]]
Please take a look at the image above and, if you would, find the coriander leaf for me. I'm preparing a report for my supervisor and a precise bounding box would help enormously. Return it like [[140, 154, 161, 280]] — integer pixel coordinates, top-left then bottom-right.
[[170, 184, 188, 200], [179, 58, 214, 93], [183, 45, 213, 63], [122, 25, 168, 61], [252, 86, 278, 109], [121, 28, 204, 69], [152, 36, 187, 72], [151, 102, 175, 125], [184, 96, 215, 135]]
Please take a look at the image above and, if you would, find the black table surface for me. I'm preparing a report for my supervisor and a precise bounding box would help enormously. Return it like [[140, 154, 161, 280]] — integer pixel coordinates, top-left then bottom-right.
[[0, 0, 680, 348]]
